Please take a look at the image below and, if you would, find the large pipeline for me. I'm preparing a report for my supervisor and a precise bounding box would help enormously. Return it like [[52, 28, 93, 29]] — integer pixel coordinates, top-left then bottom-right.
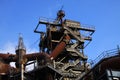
[[50, 35, 70, 60], [0, 35, 70, 75], [24, 52, 50, 61], [0, 53, 15, 60], [0, 61, 10, 75]]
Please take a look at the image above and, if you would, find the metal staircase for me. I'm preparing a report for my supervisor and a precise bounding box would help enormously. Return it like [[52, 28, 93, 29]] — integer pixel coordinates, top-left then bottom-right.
[[61, 59, 80, 71], [64, 26, 84, 42]]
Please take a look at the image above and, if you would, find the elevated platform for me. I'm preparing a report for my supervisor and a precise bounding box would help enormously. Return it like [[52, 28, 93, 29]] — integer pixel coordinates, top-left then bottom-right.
[[78, 46, 120, 80]]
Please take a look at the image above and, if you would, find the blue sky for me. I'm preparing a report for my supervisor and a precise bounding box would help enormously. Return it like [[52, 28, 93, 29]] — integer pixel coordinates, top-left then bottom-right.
[[0, 0, 120, 60]]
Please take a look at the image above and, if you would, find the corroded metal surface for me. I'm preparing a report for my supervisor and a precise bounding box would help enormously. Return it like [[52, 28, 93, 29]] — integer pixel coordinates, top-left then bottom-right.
[[0, 10, 96, 80], [50, 35, 70, 60]]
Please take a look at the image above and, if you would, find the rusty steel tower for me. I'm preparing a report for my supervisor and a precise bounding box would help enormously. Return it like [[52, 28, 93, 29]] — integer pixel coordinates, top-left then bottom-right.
[[0, 10, 120, 80], [0, 9, 120, 80], [33, 9, 95, 80], [5, 10, 95, 80]]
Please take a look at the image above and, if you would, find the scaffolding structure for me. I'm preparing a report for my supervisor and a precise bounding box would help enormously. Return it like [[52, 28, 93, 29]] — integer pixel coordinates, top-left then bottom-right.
[[0, 10, 95, 80], [2, 10, 120, 80]]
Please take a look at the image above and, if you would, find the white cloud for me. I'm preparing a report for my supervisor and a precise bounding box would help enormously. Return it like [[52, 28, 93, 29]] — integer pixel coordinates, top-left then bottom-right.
[[0, 41, 16, 53], [0, 41, 38, 54]]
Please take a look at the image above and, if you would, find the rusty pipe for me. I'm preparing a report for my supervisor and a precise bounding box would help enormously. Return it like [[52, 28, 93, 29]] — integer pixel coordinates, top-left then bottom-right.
[[0, 53, 16, 62], [50, 35, 70, 60], [0, 61, 10, 75], [24, 52, 50, 61], [0, 53, 15, 59]]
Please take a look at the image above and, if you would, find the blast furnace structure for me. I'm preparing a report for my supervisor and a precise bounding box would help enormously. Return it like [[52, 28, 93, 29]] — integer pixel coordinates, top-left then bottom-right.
[[0, 10, 120, 80]]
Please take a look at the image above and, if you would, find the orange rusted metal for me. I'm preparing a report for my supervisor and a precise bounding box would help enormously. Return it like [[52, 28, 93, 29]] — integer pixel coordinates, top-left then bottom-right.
[[0, 61, 10, 75], [50, 35, 70, 59], [0, 53, 15, 60], [24, 52, 50, 61]]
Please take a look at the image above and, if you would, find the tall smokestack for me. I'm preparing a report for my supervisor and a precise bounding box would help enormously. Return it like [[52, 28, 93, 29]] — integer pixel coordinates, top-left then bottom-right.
[[15, 34, 26, 68], [15, 34, 26, 80]]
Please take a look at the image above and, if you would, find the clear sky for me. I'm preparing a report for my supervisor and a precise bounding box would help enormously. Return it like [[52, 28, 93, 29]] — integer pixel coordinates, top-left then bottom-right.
[[0, 0, 120, 60]]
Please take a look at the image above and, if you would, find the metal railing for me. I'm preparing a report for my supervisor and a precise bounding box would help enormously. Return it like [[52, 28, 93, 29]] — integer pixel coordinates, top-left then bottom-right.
[[39, 17, 59, 24], [80, 24, 95, 31], [89, 46, 120, 67]]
